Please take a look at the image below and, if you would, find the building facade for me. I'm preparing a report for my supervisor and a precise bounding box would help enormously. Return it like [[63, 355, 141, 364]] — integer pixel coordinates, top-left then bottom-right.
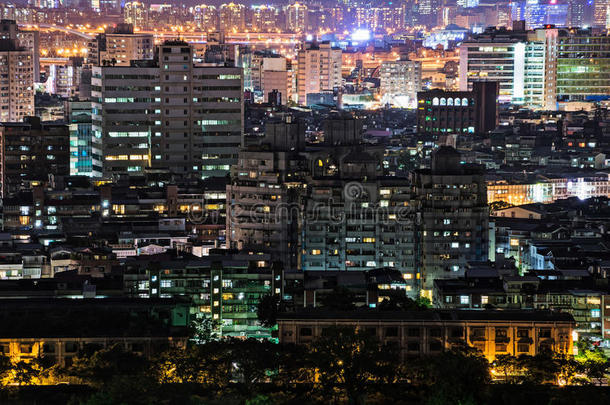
[[0, 117, 69, 197], [414, 147, 489, 296], [91, 41, 244, 178], [379, 59, 422, 109], [296, 42, 342, 105], [278, 310, 575, 361], [0, 37, 34, 122], [416, 81, 498, 135]]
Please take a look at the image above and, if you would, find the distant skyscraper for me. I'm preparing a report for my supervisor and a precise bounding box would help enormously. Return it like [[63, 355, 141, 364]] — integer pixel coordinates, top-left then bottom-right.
[[594, 0, 610, 27], [568, 0, 593, 27], [511, 0, 569, 29], [252, 5, 277, 33], [193, 4, 219, 31], [286, 3, 308, 32], [220, 3, 246, 32], [123, 1, 149, 31]]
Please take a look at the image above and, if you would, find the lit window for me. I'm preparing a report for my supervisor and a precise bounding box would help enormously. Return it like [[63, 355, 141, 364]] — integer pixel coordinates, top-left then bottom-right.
[[481, 296, 489, 305], [460, 295, 469, 305]]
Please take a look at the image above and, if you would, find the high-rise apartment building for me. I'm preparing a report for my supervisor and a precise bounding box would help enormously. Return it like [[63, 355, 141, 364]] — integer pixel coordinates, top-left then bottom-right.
[[226, 117, 306, 270], [296, 41, 342, 105], [92, 41, 243, 178], [1, 20, 39, 81], [379, 59, 422, 108], [263, 70, 292, 105], [252, 5, 277, 33], [0, 37, 34, 122], [240, 50, 291, 103], [286, 3, 308, 32], [301, 115, 419, 293], [123, 1, 149, 31], [413, 147, 488, 297], [193, 5, 219, 31], [0, 117, 69, 197], [220, 3, 246, 32]]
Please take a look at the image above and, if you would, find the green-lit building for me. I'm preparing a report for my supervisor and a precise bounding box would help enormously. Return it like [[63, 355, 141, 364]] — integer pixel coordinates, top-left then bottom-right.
[[556, 28, 610, 101], [123, 251, 283, 339]]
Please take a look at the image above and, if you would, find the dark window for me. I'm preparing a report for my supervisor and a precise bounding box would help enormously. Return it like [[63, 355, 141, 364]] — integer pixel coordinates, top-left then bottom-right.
[[495, 329, 508, 338], [408, 327, 420, 337], [407, 342, 420, 351], [517, 343, 530, 353], [429, 328, 442, 337], [385, 327, 399, 337], [131, 342, 145, 352], [42, 343, 56, 353], [429, 341, 442, 351], [539, 329, 552, 338], [363, 327, 377, 336], [300, 327, 313, 337], [451, 327, 464, 338], [65, 342, 79, 353]]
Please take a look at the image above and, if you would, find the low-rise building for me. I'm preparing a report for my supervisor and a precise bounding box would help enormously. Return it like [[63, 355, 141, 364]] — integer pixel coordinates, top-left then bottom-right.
[[278, 309, 575, 361]]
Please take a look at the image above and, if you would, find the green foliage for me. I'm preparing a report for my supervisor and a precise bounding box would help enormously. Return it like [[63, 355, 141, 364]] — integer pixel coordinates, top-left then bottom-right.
[[420, 344, 491, 404], [61, 344, 150, 387], [11, 360, 39, 386], [257, 294, 282, 328], [0, 354, 11, 385], [6, 328, 610, 404], [308, 327, 401, 403], [189, 316, 220, 344]]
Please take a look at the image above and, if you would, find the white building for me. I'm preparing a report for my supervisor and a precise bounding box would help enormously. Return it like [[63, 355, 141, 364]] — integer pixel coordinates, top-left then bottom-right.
[[296, 41, 342, 105], [379, 59, 422, 108], [458, 24, 557, 110]]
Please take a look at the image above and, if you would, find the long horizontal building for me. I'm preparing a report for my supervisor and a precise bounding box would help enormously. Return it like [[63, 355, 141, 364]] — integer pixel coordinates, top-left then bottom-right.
[[0, 298, 190, 366], [487, 173, 610, 205], [278, 309, 575, 361]]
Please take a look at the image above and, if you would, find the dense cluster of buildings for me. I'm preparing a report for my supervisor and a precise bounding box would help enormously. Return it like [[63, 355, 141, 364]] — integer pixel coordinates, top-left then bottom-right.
[[3, 0, 610, 369]]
